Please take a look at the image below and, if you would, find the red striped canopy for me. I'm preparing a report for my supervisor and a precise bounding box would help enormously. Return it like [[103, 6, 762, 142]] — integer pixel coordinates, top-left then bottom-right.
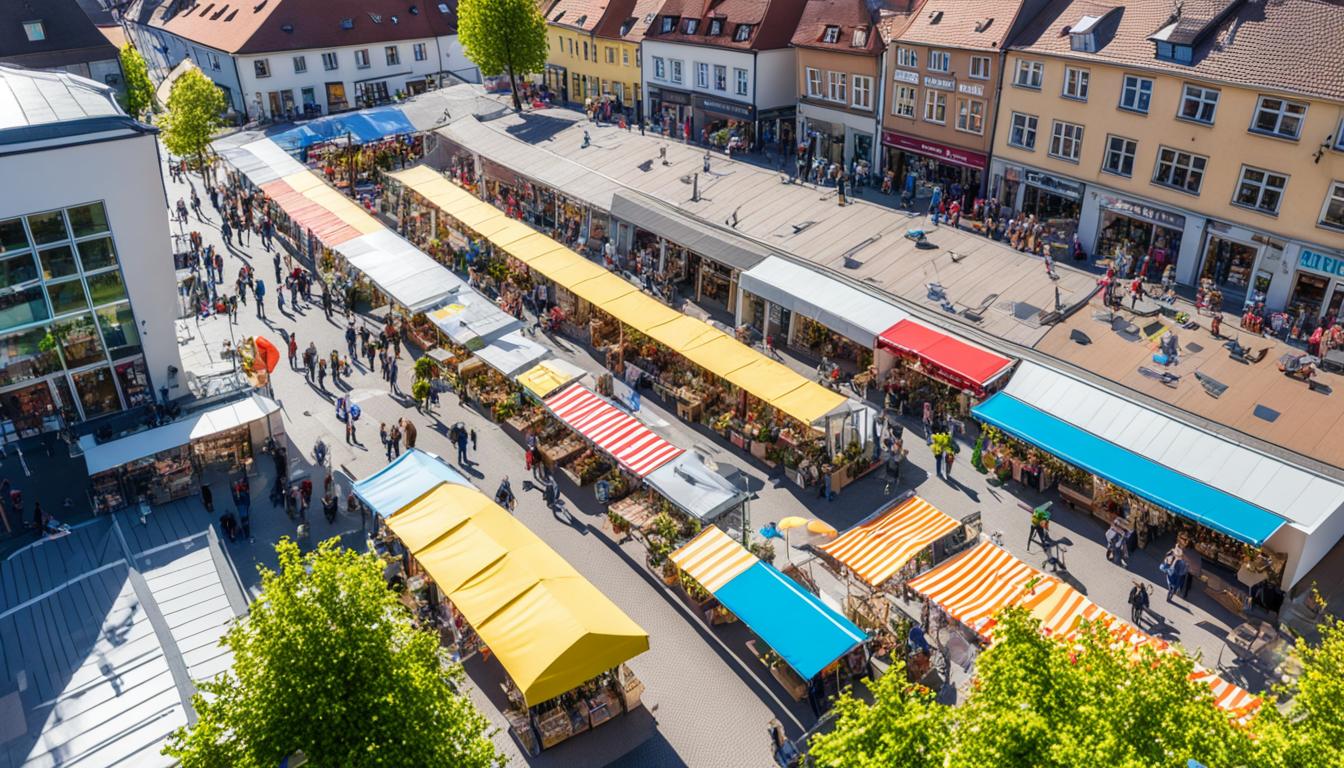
[[544, 385, 683, 477], [819, 496, 960, 587]]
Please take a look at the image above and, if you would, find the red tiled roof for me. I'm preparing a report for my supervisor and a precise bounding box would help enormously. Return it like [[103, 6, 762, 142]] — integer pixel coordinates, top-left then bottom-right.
[[876, 2, 923, 42], [149, 0, 458, 55], [594, 0, 666, 41], [546, 0, 617, 32], [790, 0, 889, 54], [895, 0, 1027, 50], [645, 0, 808, 50], [1010, 0, 1344, 102]]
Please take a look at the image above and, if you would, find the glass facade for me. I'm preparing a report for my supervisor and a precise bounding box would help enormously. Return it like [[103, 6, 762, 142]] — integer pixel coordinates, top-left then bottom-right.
[[0, 201, 148, 437]]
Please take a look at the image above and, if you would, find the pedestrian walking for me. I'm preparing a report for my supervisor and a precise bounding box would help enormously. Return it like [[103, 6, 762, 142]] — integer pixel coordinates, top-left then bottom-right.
[[469, 428, 477, 452], [288, 335, 298, 369], [201, 484, 214, 514], [455, 426, 469, 465], [380, 423, 390, 459], [329, 350, 341, 385], [300, 477, 313, 514], [1161, 549, 1188, 602], [525, 430, 538, 476], [388, 357, 399, 394], [389, 423, 402, 459], [274, 253, 282, 284], [345, 324, 357, 358], [402, 419, 417, 450], [254, 279, 267, 318], [1128, 582, 1150, 626], [317, 357, 327, 390]]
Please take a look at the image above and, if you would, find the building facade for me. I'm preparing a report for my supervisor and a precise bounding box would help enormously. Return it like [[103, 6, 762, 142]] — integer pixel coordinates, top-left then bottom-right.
[[641, 0, 808, 150], [879, 0, 1046, 206], [0, 0, 122, 89], [542, 0, 662, 112], [990, 0, 1344, 318], [123, 0, 473, 120], [0, 65, 184, 436]]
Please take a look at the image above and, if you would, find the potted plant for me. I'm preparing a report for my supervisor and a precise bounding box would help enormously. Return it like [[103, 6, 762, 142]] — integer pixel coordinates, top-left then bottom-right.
[[607, 510, 630, 536], [749, 540, 776, 565]]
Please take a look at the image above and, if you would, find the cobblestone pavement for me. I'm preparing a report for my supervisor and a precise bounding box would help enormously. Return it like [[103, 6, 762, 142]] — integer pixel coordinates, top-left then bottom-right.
[[148, 128, 1252, 763]]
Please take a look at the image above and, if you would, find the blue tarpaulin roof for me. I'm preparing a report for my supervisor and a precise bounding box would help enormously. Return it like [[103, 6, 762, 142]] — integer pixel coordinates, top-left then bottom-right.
[[973, 393, 1285, 546], [272, 106, 416, 151], [716, 562, 866, 680], [353, 449, 468, 518]]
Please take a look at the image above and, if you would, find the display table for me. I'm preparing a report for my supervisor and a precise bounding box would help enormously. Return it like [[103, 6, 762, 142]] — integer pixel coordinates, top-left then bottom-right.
[[539, 435, 585, 469]]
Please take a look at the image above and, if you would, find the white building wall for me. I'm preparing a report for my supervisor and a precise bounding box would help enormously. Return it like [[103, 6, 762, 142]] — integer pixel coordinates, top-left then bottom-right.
[[642, 41, 756, 105], [797, 100, 879, 165], [753, 48, 795, 110]]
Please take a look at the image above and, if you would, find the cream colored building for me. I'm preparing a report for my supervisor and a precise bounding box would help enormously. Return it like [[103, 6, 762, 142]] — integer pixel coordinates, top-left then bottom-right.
[[990, 0, 1344, 321], [542, 0, 662, 115]]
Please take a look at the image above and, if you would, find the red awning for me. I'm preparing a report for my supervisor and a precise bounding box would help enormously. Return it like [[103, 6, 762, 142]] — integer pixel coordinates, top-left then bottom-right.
[[544, 385, 683, 477], [877, 320, 1013, 395]]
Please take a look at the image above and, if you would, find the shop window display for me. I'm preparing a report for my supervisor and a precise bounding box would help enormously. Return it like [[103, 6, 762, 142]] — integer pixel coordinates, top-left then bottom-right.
[[114, 357, 152, 408], [0, 326, 63, 387], [1289, 273, 1328, 325], [1094, 211, 1181, 276], [53, 314, 105, 369], [72, 365, 121, 418], [96, 303, 141, 358], [0, 380, 59, 439], [1199, 237, 1255, 294]]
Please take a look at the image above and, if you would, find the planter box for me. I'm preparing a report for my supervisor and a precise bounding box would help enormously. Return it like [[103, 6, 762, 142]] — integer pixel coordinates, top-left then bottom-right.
[[729, 431, 747, 449], [770, 662, 808, 701], [749, 440, 769, 460]]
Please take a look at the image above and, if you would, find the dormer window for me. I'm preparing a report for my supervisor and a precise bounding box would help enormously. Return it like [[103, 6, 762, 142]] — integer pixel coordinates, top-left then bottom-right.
[[1155, 41, 1194, 64], [22, 20, 45, 42], [709, 18, 722, 35], [822, 25, 840, 43], [685, 18, 698, 33], [660, 15, 677, 33], [851, 27, 867, 47], [734, 23, 751, 42], [1070, 31, 1096, 52]]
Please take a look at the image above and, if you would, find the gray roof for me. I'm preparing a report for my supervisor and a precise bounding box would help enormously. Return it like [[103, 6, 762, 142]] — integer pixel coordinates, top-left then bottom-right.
[[0, 64, 148, 148], [611, 191, 770, 272]]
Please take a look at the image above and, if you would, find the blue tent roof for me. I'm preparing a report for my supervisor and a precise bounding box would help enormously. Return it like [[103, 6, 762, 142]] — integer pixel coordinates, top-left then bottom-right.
[[973, 393, 1285, 546], [353, 449, 468, 518], [714, 562, 866, 680], [271, 106, 416, 152]]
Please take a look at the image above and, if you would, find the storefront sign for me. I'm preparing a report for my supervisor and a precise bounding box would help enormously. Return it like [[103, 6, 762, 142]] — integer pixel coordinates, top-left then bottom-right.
[[957, 83, 984, 96], [923, 75, 954, 91], [881, 130, 987, 170], [893, 69, 920, 84], [1023, 169, 1082, 200], [1099, 195, 1185, 230], [649, 87, 691, 106], [1298, 247, 1344, 279], [695, 95, 755, 120]]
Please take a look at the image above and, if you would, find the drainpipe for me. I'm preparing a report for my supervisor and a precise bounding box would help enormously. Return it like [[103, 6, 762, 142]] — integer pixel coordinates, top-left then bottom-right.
[[873, 46, 887, 167], [982, 45, 1010, 200], [751, 51, 759, 151], [230, 52, 247, 120]]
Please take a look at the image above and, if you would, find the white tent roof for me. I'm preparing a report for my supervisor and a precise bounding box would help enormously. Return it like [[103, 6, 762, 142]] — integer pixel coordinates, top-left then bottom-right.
[[429, 291, 521, 347], [81, 395, 279, 476], [644, 453, 748, 522], [474, 330, 551, 378], [1004, 362, 1344, 532], [334, 229, 464, 313], [218, 138, 306, 186], [739, 257, 909, 348]]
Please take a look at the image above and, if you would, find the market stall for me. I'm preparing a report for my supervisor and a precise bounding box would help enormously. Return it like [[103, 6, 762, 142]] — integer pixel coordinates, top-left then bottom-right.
[[81, 394, 281, 511], [517, 359, 588, 401], [543, 384, 683, 478], [876, 320, 1014, 422], [670, 526, 868, 704], [353, 451, 650, 754], [818, 495, 962, 590], [334, 229, 463, 314], [643, 452, 748, 524]]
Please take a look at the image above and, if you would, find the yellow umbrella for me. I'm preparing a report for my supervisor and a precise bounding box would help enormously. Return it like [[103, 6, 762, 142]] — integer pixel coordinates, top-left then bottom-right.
[[806, 520, 838, 537], [777, 517, 809, 531]]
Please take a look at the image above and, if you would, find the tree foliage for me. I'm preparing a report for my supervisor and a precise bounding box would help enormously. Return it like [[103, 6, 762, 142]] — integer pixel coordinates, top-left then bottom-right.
[[164, 539, 500, 768], [119, 45, 155, 119], [160, 67, 225, 167], [811, 606, 1342, 768], [457, 0, 548, 111]]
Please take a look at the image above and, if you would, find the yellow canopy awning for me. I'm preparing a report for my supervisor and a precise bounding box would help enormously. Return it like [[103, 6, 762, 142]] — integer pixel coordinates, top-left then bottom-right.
[[769, 381, 848, 425], [385, 483, 649, 706], [678, 335, 759, 379], [485, 219, 540, 247], [647, 316, 726, 353], [505, 232, 568, 264], [517, 360, 584, 399], [582, 281, 669, 323], [452, 201, 508, 230]]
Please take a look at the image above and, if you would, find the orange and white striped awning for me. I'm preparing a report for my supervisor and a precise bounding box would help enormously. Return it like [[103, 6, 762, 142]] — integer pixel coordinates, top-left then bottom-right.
[[906, 541, 1057, 636], [1192, 667, 1262, 716], [818, 496, 960, 587], [670, 526, 756, 592]]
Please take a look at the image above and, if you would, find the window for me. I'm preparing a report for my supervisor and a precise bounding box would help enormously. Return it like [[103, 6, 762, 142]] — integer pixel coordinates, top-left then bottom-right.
[[822, 25, 840, 43], [1153, 147, 1207, 194], [582, 41, 589, 60], [924, 90, 946, 124], [969, 55, 990, 80], [301, 87, 316, 106], [209, 53, 221, 71], [685, 19, 698, 33], [323, 51, 339, 70], [956, 98, 984, 134], [22, 20, 44, 42], [254, 59, 271, 78], [1014, 59, 1043, 89], [1233, 166, 1288, 214], [1062, 66, 1089, 100], [1155, 41, 1193, 64], [734, 24, 752, 41], [1321, 182, 1344, 230], [735, 68, 748, 96], [413, 43, 427, 62], [1179, 84, 1218, 124], [1119, 75, 1152, 113], [661, 16, 675, 33], [697, 62, 709, 88], [1009, 112, 1037, 149], [385, 46, 399, 66], [714, 64, 726, 91], [670, 59, 682, 83], [292, 55, 307, 74], [1103, 136, 1137, 177], [827, 71, 847, 103], [67, 202, 108, 238], [928, 50, 950, 72], [852, 75, 872, 110], [1251, 96, 1307, 139], [709, 18, 722, 35], [1336, 119, 1344, 151], [1049, 121, 1084, 161], [805, 67, 823, 97], [851, 27, 867, 47], [893, 85, 916, 118], [623, 48, 629, 66], [355, 49, 371, 69], [653, 56, 665, 79], [897, 47, 918, 68]]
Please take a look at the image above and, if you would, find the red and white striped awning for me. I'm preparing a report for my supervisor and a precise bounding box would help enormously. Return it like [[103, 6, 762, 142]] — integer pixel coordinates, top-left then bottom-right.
[[544, 385, 683, 477]]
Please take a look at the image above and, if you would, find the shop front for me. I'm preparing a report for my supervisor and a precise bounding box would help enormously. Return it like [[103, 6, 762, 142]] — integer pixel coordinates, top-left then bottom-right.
[[647, 86, 692, 139], [694, 94, 756, 151], [544, 63, 570, 104], [1284, 245, 1344, 328], [757, 106, 795, 154], [881, 129, 987, 207], [1194, 222, 1286, 311], [997, 167, 1083, 258], [1092, 194, 1187, 280]]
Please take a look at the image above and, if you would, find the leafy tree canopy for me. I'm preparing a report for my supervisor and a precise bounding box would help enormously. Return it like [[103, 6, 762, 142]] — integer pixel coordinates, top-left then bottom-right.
[[119, 45, 155, 119], [160, 67, 225, 164], [164, 539, 500, 768], [458, 0, 548, 110]]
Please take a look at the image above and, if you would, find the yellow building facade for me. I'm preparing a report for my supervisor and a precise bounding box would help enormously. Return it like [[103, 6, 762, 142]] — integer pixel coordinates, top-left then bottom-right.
[[541, 0, 659, 113], [988, 1, 1344, 323]]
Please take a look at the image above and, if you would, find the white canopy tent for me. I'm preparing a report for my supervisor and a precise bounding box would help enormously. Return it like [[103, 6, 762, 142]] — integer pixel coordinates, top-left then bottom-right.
[[473, 331, 551, 378], [80, 395, 281, 476], [643, 452, 748, 522], [738, 257, 909, 348], [333, 229, 464, 313]]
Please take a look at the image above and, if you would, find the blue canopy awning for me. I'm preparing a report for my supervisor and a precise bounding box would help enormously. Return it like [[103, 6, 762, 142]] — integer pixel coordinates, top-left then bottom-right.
[[973, 393, 1285, 546], [353, 449, 467, 517], [272, 106, 416, 152]]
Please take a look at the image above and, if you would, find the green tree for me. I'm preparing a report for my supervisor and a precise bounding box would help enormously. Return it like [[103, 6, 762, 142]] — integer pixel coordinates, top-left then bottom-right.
[[1248, 608, 1344, 768], [458, 0, 548, 112], [164, 539, 500, 768], [161, 67, 226, 183], [119, 45, 155, 119], [808, 664, 950, 768]]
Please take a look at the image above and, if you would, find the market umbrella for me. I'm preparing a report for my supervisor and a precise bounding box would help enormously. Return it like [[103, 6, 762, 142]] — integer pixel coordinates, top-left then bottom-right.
[[776, 517, 810, 553], [806, 520, 838, 537], [254, 337, 281, 373]]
